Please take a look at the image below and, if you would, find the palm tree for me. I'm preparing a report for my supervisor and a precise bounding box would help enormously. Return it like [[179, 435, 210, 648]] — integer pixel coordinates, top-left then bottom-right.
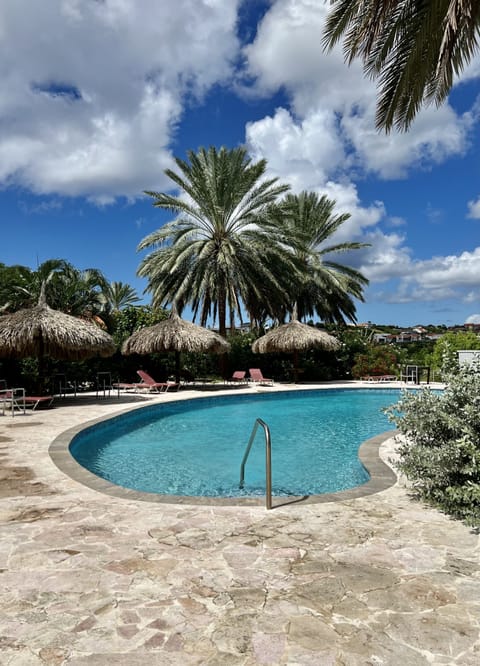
[[0, 260, 112, 390], [48, 265, 108, 319], [0, 263, 36, 312], [101, 281, 140, 313], [0, 259, 109, 321], [271, 191, 369, 324], [323, 0, 480, 131], [139, 146, 297, 337], [0, 259, 69, 312]]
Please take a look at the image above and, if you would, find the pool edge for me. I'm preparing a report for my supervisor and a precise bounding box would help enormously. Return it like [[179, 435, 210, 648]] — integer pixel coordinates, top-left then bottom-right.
[[49, 402, 400, 507]]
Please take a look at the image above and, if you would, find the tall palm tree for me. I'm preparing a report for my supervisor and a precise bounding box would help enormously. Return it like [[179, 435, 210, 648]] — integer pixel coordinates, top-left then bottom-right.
[[323, 0, 480, 130], [271, 191, 369, 324], [139, 146, 297, 337]]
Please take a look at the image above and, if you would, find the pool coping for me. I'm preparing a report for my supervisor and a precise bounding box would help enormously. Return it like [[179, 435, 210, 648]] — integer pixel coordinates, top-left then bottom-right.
[[49, 396, 400, 508]]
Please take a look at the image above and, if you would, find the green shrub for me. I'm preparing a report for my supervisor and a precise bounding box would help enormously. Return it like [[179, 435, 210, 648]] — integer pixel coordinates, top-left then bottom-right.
[[432, 331, 480, 379], [385, 364, 480, 527], [352, 344, 399, 378]]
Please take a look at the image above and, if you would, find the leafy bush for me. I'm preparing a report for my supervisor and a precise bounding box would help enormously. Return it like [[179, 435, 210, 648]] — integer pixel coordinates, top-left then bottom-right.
[[385, 364, 480, 527], [111, 305, 168, 346], [352, 344, 399, 378], [431, 331, 480, 379]]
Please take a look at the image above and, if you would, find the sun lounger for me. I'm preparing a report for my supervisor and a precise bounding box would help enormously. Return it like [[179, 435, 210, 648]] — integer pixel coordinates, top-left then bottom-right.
[[136, 370, 179, 393], [1, 387, 53, 415], [227, 370, 247, 384], [113, 378, 179, 393], [0, 387, 21, 415], [24, 395, 54, 410], [112, 382, 138, 392], [248, 368, 274, 386], [362, 375, 397, 382]]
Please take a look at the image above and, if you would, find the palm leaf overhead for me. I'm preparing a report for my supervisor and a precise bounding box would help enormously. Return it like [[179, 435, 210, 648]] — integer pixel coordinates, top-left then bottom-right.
[[324, 0, 480, 130], [139, 146, 296, 336]]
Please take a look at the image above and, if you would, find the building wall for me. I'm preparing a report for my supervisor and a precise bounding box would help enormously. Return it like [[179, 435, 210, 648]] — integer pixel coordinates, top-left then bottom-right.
[[458, 350, 480, 366]]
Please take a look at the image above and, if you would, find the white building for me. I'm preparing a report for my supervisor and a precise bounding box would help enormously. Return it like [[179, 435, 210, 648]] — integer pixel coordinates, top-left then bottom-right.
[[458, 350, 480, 366]]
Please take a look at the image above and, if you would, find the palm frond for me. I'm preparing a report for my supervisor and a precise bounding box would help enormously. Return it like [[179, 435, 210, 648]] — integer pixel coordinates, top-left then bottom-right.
[[324, 0, 480, 130]]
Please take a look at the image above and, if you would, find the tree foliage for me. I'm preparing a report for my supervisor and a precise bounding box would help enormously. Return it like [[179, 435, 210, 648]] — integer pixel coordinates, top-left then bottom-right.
[[140, 149, 367, 335], [101, 281, 140, 313], [139, 146, 296, 337], [111, 305, 168, 347], [351, 344, 399, 378], [0, 260, 141, 336], [269, 191, 369, 323], [324, 0, 480, 131], [385, 363, 480, 526], [0, 259, 107, 316], [432, 330, 480, 374]]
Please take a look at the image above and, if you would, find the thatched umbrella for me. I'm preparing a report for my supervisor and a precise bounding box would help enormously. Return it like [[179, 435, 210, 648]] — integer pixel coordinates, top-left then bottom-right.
[[121, 308, 230, 383], [0, 285, 116, 392], [252, 318, 340, 383]]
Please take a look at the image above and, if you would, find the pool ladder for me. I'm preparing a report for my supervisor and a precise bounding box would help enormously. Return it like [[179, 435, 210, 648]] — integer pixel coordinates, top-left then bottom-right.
[[239, 418, 272, 510]]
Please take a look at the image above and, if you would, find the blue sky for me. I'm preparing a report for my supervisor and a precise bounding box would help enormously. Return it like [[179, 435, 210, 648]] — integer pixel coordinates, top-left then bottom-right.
[[1, 0, 480, 327]]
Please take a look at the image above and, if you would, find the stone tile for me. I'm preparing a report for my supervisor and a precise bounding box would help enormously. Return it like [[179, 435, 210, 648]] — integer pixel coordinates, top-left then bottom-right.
[[0, 384, 479, 664]]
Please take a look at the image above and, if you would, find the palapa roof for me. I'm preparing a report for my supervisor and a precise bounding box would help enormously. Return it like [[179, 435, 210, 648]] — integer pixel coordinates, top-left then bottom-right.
[[122, 310, 230, 355], [252, 319, 340, 354], [0, 291, 116, 361]]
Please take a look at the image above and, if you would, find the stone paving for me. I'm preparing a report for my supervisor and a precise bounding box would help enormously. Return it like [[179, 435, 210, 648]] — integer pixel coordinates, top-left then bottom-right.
[[0, 383, 479, 665]]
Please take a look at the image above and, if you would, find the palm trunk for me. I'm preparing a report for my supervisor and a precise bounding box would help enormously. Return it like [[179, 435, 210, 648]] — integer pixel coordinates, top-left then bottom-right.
[[218, 289, 227, 338], [218, 289, 227, 379]]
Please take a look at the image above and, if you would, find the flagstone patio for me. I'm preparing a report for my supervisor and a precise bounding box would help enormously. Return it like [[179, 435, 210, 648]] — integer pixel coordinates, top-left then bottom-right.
[[0, 384, 479, 665]]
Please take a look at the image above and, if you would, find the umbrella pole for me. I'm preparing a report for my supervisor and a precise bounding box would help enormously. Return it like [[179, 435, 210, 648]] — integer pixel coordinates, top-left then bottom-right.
[[293, 350, 299, 384], [175, 351, 181, 384], [37, 334, 46, 395], [218, 353, 227, 380]]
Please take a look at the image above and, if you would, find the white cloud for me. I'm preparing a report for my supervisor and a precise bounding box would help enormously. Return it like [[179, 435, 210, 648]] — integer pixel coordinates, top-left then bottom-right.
[[244, 0, 477, 181], [378, 247, 480, 304], [455, 53, 480, 86], [246, 107, 347, 188], [358, 231, 413, 283], [341, 102, 472, 179], [244, 0, 369, 115], [244, 104, 418, 286], [246, 114, 387, 245], [464, 291, 478, 304], [239, 0, 480, 317], [18, 198, 63, 215], [0, 0, 240, 201], [425, 204, 446, 225], [3, 0, 479, 208], [465, 314, 480, 324], [387, 216, 406, 228], [406, 248, 480, 289], [467, 196, 480, 218]]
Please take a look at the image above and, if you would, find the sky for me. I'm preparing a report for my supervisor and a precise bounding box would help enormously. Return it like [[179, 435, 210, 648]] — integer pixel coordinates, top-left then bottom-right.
[[1, 0, 480, 328]]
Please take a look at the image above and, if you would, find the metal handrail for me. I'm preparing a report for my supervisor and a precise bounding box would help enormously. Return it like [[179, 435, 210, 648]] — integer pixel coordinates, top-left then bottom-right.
[[239, 418, 272, 510]]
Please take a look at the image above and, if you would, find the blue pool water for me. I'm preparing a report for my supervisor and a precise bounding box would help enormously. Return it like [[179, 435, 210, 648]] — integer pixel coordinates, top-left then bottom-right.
[[70, 389, 400, 498]]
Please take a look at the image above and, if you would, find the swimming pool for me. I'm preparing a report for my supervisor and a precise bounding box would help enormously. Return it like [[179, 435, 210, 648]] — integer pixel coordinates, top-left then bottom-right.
[[69, 388, 400, 498]]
